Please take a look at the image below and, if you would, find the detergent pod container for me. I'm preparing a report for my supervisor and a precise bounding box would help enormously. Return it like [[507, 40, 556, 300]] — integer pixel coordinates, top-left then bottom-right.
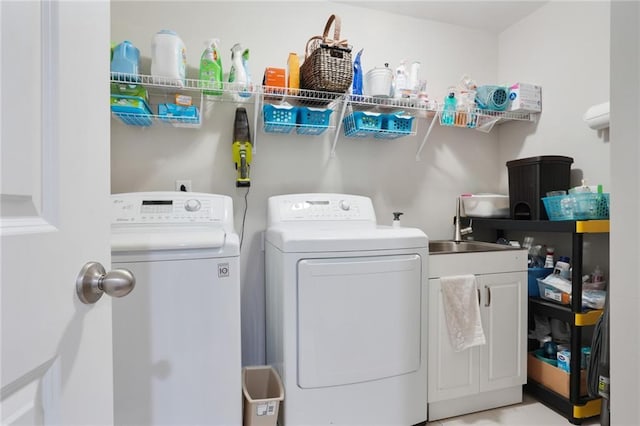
[[228, 43, 252, 98], [111, 40, 141, 82], [151, 30, 187, 87]]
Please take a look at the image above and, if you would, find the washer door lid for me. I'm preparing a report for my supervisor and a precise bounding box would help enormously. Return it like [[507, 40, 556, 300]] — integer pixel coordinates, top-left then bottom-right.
[[296, 255, 422, 389]]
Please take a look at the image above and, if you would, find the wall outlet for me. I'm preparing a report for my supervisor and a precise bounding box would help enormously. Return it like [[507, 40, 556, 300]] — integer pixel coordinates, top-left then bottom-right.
[[175, 179, 192, 192]]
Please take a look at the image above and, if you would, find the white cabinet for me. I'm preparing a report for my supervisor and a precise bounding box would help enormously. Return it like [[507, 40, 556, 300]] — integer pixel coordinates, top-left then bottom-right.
[[427, 249, 527, 421]]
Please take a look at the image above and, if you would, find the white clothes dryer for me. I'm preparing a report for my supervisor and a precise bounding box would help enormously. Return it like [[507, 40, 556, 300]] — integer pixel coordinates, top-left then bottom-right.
[[110, 192, 241, 426], [265, 193, 429, 426]]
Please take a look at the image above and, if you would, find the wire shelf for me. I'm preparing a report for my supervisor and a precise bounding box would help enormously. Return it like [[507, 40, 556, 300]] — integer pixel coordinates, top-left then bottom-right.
[[111, 112, 201, 129], [110, 73, 540, 159]]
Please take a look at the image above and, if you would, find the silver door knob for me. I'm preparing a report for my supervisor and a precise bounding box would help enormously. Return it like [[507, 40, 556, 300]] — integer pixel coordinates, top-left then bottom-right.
[[76, 261, 136, 304]]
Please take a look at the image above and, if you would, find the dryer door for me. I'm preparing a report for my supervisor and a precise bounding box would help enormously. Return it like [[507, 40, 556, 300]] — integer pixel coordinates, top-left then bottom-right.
[[297, 254, 422, 389]]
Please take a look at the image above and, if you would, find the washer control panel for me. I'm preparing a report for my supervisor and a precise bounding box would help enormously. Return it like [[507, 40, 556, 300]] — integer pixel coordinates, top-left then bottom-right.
[[112, 192, 229, 224], [268, 194, 376, 223]]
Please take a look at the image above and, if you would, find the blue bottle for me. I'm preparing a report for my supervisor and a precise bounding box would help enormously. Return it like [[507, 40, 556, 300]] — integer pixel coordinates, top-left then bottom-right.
[[442, 91, 457, 126], [352, 49, 364, 96], [111, 40, 141, 82]]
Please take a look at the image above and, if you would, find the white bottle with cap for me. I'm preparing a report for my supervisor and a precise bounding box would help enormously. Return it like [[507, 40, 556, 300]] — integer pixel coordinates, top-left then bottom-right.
[[553, 256, 571, 279], [392, 212, 403, 228], [151, 29, 187, 87]]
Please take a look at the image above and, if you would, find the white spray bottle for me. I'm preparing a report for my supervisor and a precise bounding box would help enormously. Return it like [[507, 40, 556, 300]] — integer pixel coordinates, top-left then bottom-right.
[[229, 43, 251, 97]]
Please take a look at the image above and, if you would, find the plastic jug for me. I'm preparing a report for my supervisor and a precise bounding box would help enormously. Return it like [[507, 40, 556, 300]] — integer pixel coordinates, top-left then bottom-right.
[[151, 30, 187, 87], [199, 39, 223, 95], [111, 40, 140, 82]]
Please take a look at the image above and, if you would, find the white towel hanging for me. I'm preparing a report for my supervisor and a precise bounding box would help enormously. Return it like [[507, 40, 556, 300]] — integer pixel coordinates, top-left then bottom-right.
[[440, 274, 486, 352]]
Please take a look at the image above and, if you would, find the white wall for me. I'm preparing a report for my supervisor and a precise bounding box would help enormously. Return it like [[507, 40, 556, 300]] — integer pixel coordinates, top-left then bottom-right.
[[497, 1, 610, 273], [610, 1, 640, 423], [110, 1, 504, 365], [110, 1, 612, 367]]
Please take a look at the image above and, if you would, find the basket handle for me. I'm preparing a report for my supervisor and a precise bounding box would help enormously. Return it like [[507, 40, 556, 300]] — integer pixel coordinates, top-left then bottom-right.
[[322, 14, 348, 47], [303, 14, 349, 59], [304, 35, 323, 58], [322, 15, 340, 41]]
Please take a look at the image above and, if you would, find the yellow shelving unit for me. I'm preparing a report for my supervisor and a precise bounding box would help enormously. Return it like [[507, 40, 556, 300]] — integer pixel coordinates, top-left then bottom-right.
[[471, 218, 609, 424]]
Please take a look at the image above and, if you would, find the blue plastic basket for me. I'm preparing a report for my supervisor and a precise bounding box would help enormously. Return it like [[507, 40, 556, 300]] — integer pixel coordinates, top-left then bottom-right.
[[343, 111, 382, 138], [376, 113, 414, 139], [528, 267, 553, 297], [296, 107, 333, 135], [263, 104, 297, 134], [542, 193, 610, 221]]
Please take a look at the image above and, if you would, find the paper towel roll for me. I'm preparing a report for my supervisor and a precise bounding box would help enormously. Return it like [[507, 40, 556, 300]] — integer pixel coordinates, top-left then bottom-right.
[[583, 101, 609, 130]]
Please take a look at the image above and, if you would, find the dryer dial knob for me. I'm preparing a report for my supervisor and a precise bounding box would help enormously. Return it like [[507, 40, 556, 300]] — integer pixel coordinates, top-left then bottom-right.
[[185, 199, 201, 212], [339, 200, 350, 211]]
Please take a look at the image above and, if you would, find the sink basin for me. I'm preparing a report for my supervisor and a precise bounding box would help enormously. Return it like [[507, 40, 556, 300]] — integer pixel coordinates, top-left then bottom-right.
[[429, 240, 520, 255]]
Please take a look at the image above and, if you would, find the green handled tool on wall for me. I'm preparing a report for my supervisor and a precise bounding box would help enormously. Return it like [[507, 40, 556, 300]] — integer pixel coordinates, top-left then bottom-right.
[[232, 107, 252, 187]]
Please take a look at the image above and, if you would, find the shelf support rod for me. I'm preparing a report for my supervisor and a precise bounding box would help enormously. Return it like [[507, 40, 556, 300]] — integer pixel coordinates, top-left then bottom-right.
[[415, 111, 439, 161], [330, 96, 349, 158], [252, 88, 262, 154]]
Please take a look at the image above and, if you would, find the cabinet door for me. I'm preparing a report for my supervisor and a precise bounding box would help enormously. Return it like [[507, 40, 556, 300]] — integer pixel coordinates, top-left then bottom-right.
[[477, 272, 527, 392], [427, 278, 480, 402]]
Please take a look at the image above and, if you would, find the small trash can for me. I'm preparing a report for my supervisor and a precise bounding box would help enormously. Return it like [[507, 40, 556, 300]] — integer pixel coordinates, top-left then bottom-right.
[[242, 366, 284, 426], [506, 155, 573, 220]]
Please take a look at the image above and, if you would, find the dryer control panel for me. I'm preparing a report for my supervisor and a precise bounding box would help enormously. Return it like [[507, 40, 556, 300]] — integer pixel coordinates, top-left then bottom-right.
[[111, 192, 232, 225], [267, 193, 376, 224]]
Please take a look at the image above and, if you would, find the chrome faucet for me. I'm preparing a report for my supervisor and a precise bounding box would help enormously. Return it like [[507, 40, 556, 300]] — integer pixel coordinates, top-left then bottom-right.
[[454, 196, 473, 242]]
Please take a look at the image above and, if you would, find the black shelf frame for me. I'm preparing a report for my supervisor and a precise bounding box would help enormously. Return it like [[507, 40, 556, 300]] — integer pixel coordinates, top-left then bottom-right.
[[470, 218, 607, 424]]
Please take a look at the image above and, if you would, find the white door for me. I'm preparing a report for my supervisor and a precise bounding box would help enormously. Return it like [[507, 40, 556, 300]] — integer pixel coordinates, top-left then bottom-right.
[[478, 272, 527, 392], [1, 1, 113, 424], [427, 278, 479, 402]]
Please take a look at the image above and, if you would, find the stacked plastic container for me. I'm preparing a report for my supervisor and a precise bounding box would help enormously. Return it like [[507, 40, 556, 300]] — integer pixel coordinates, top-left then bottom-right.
[[343, 111, 414, 139], [263, 105, 333, 135]]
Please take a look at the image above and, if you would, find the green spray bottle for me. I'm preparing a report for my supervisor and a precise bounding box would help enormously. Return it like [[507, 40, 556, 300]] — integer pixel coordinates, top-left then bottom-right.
[[199, 39, 223, 95]]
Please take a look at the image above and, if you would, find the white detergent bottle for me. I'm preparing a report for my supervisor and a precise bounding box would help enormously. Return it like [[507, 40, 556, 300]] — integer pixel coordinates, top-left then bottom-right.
[[394, 60, 407, 99], [151, 29, 186, 87], [229, 43, 251, 97]]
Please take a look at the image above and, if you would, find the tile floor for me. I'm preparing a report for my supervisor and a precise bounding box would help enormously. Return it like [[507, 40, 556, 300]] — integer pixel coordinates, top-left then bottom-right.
[[426, 394, 601, 425]]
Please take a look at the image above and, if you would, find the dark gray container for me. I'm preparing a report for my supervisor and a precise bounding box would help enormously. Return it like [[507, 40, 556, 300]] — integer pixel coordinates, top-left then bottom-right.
[[506, 155, 574, 220]]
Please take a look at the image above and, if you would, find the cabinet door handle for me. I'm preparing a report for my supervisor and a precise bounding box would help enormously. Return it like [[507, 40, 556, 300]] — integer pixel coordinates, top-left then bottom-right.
[[485, 285, 491, 307], [477, 288, 481, 306]]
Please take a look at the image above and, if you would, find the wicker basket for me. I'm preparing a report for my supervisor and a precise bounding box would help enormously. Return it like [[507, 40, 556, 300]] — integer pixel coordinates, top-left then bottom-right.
[[299, 14, 353, 93]]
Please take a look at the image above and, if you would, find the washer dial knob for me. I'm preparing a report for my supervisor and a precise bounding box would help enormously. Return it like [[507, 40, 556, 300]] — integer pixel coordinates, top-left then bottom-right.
[[185, 199, 201, 212], [339, 200, 350, 211]]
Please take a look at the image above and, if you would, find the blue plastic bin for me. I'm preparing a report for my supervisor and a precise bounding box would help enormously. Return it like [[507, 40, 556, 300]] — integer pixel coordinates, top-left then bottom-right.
[[376, 113, 414, 139], [528, 267, 554, 297], [296, 107, 332, 135], [343, 111, 382, 137], [263, 104, 297, 134], [542, 193, 610, 221]]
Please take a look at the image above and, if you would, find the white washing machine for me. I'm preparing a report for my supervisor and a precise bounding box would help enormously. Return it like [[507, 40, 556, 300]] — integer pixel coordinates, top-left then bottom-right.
[[265, 193, 429, 426], [111, 191, 241, 426]]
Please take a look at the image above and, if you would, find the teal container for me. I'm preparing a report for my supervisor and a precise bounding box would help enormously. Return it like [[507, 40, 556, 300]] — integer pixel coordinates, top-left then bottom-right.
[[111, 40, 140, 82], [528, 267, 553, 297]]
